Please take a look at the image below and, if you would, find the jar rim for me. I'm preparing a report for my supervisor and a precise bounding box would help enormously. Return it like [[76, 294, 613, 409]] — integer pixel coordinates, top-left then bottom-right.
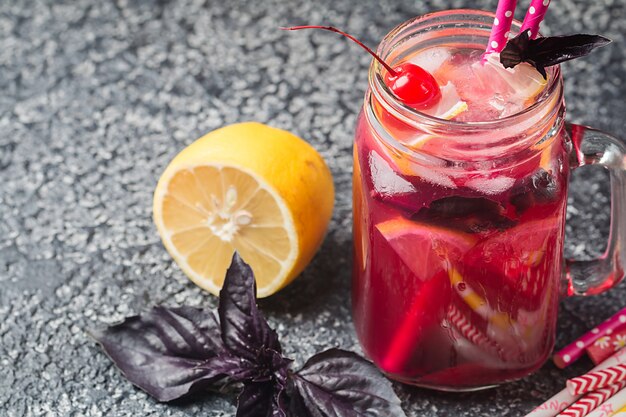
[[369, 8, 563, 133]]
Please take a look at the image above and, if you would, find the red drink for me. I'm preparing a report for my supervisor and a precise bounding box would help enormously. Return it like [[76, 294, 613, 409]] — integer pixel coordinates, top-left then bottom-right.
[[353, 114, 569, 389], [352, 12, 571, 390]]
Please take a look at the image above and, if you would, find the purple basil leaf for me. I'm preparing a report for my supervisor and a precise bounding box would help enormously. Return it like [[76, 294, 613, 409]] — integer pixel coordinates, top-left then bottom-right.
[[212, 346, 291, 385], [236, 383, 273, 417], [218, 253, 282, 361], [501, 31, 611, 78], [233, 349, 290, 416], [291, 348, 407, 417], [90, 306, 231, 402], [236, 382, 286, 417], [500, 29, 531, 69], [530, 34, 611, 68]]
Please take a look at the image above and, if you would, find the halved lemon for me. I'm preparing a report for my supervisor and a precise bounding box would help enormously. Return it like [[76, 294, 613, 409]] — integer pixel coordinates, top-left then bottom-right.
[[153, 122, 334, 297]]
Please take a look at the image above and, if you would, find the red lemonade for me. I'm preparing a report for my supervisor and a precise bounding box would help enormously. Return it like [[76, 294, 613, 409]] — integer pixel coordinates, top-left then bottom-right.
[[352, 43, 571, 389]]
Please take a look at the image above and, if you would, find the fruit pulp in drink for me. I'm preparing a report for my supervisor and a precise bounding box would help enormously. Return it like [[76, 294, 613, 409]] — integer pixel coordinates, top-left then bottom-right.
[[352, 45, 570, 389]]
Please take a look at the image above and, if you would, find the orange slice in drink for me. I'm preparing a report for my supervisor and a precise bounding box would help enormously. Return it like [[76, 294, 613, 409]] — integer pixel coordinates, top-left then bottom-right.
[[376, 217, 476, 373], [464, 218, 560, 308], [375, 217, 477, 279]]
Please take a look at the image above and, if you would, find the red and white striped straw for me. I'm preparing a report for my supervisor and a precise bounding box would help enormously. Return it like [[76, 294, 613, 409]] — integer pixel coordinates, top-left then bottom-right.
[[554, 307, 626, 369], [447, 304, 502, 352], [525, 349, 626, 417], [485, 0, 518, 55], [568, 364, 626, 396], [520, 0, 551, 39], [586, 386, 626, 417], [557, 381, 626, 417]]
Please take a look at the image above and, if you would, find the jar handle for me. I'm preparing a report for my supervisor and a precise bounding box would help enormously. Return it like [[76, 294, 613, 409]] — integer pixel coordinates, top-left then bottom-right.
[[564, 123, 626, 296]]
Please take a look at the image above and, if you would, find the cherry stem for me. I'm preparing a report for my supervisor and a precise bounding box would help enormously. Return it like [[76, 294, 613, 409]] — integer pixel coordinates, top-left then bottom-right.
[[280, 25, 398, 77]]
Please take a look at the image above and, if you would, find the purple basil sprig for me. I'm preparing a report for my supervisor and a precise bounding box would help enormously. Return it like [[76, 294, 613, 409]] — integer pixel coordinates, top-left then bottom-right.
[[289, 349, 406, 416], [500, 30, 611, 78], [89, 306, 229, 402], [90, 253, 406, 416]]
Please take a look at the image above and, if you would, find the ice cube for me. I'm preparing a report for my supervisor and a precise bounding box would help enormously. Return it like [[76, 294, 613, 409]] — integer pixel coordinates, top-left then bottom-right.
[[413, 164, 457, 189], [408, 47, 452, 74], [465, 176, 515, 195], [467, 54, 546, 120], [369, 150, 415, 195]]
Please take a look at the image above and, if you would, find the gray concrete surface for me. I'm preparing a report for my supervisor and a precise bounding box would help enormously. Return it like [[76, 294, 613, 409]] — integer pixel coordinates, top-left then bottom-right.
[[1, 0, 625, 415]]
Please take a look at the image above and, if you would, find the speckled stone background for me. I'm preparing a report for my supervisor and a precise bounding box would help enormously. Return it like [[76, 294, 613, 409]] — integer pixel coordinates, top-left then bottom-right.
[[1, 0, 625, 416]]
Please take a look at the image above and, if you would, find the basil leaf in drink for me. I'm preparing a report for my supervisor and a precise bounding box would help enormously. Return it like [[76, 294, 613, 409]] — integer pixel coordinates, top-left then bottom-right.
[[412, 196, 517, 233], [290, 349, 407, 417], [501, 30, 611, 78], [218, 253, 282, 360], [89, 306, 231, 402]]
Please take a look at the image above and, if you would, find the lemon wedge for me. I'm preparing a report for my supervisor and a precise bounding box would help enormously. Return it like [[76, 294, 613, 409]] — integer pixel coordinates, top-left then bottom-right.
[[153, 122, 334, 297], [422, 82, 469, 120], [406, 82, 468, 149], [482, 53, 547, 103]]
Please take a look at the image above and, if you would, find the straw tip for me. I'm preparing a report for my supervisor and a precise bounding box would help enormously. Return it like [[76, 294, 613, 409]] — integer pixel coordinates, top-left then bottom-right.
[[553, 354, 568, 369], [564, 381, 578, 396]]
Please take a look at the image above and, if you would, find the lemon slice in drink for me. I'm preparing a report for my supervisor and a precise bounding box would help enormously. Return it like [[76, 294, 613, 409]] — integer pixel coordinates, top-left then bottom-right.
[[421, 82, 468, 121], [153, 122, 334, 297], [482, 53, 547, 103], [406, 82, 468, 149]]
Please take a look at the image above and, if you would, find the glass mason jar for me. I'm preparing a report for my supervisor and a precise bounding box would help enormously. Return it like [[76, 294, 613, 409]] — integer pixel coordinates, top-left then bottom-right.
[[352, 9, 626, 391]]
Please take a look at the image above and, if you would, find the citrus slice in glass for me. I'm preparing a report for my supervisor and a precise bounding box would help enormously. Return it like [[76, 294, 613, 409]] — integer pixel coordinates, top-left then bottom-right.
[[463, 218, 561, 307], [405, 82, 467, 150], [421, 82, 469, 120], [375, 216, 477, 279], [482, 53, 547, 102], [375, 217, 477, 373]]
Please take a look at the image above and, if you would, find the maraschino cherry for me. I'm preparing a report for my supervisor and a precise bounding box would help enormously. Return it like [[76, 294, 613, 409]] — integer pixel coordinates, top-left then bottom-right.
[[281, 25, 442, 110]]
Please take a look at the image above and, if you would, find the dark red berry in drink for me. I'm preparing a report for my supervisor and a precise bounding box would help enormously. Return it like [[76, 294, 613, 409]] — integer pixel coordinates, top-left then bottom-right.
[[281, 25, 442, 110], [411, 196, 517, 234], [384, 63, 442, 109], [510, 169, 559, 215]]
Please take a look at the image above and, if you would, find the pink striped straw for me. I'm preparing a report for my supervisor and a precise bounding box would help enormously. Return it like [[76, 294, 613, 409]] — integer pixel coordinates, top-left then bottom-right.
[[554, 307, 626, 369], [520, 0, 551, 39], [557, 381, 626, 417], [568, 364, 626, 396], [485, 0, 518, 55]]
